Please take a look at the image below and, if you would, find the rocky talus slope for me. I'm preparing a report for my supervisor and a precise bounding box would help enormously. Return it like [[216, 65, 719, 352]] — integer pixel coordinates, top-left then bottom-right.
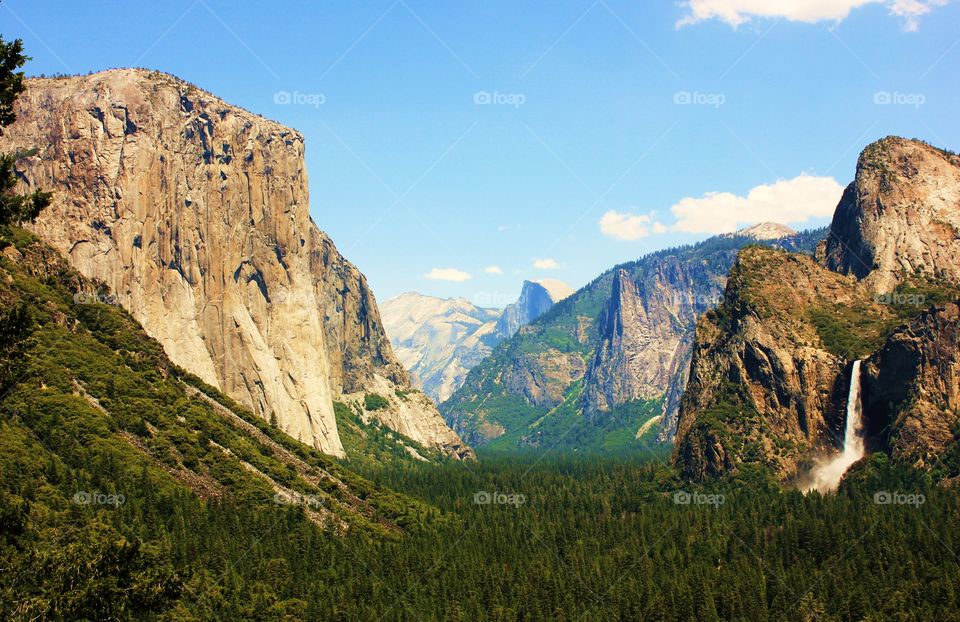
[[1, 69, 470, 459], [674, 137, 960, 482]]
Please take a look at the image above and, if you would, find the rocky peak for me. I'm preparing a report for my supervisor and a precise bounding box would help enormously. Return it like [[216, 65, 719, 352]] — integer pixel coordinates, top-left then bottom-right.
[[672, 247, 885, 481], [494, 278, 573, 339], [824, 136, 960, 292], [1, 68, 470, 459], [728, 222, 798, 240]]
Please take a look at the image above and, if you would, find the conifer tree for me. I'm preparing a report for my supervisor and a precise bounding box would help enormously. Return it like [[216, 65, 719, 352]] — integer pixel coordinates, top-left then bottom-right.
[[0, 34, 50, 227]]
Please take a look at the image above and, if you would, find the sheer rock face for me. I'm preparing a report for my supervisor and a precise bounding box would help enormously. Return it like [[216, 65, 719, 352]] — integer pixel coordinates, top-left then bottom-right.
[[581, 268, 696, 417], [2, 69, 469, 459], [824, 137, 960, 292], [862, 303, 960, 467]]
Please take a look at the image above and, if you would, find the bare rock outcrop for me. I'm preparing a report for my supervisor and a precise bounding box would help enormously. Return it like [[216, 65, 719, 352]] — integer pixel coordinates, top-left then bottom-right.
[[494, 279, 574, 340], [862, 302, 960, 468], [824, 137, 960, 292], [1, 69, 469, 459], [581, 267, 698, 417]]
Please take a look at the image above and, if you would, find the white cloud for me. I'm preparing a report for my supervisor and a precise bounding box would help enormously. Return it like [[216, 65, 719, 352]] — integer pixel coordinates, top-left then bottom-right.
[[424, 268, 472, 282], [484, 265, 504, 275], [599, 210, 660, 241], [890, 0, 948, 31], [533, 258, 559, 270], [676, 0, 947, 29], [669, 174, 844, 235]]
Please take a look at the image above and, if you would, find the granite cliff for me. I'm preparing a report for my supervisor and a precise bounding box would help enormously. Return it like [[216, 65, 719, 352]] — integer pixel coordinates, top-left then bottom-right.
[[824, 137, 960, 292], [0, 69, 470, 459], [493, 279, 574, 339]]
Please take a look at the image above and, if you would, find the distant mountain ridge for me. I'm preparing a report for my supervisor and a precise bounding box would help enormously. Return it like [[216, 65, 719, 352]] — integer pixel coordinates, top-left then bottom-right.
[[441, 225, 826, 452], [381, 279, 573, 403], [382, 293, 501, 403], [724, 222, 798, 240]]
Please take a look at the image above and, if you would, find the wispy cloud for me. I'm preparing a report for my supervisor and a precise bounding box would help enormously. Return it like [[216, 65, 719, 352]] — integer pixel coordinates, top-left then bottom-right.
[[533, 258, 560, 270], [676, 0, 948, 30], [424, 267, 472, 282], [484, 265, 504, 274]]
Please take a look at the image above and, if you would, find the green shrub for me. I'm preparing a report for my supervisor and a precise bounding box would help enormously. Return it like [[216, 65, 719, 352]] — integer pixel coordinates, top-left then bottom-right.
[[363, 393, 389, 411]]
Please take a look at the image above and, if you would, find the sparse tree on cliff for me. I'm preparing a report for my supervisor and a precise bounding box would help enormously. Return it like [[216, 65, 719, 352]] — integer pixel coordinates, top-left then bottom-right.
[[0, 34, 50, 227]]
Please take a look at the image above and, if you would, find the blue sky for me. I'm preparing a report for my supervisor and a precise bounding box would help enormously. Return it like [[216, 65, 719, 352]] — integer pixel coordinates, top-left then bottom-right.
[[3, 0, 958, 305]]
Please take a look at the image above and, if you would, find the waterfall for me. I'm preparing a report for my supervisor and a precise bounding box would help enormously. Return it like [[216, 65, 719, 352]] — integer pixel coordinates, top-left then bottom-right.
[[806, 360, 865, 493]]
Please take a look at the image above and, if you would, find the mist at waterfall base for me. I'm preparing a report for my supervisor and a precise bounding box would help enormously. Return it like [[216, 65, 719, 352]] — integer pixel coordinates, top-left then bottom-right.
[[805, 360, 866, 493]]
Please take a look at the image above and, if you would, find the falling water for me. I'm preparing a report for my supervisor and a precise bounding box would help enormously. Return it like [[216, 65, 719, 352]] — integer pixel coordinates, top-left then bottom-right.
[[807, 360, 865, 493]]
